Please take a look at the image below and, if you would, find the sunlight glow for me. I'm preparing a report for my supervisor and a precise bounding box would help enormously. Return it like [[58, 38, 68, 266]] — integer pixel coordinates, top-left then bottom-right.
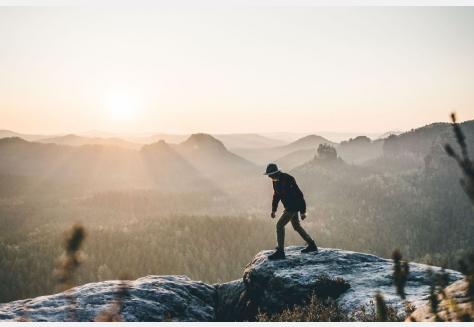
[[103, 92, 138, 122]]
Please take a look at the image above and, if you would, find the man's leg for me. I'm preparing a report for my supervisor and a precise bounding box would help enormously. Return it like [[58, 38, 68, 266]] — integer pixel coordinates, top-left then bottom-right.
[[290, 213, 314, 244], [268, 211, 292, 260], [276, 210, 292, 249]]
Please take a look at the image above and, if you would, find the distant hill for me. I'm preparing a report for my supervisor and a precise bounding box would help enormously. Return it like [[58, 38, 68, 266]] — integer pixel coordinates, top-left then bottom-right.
[[383, 122, 451, 158], [0, 130, 50, 141], [213, 134, 285, 149], [289, 122, 469, 201], [179, 133, 229, 153], [316, 131, 381, 143], [0, 133, 258, 195], [275, 149, 316, 170], [332, 121, 472, 172], [140, 140, 214, 190], [3, 121, 472, 192], [131, 133, 189, 145], [383, 120, 474, 158], [0, 137, 153, 192], [377, 130, 404, 140], [234, 134, 335, 165], [337, 136, 384, 164], [274, 135, 386, 169], [262, 131, 382, 143], [290, 152, 374, 206], [173, 134, 259, 182], [281, 135, 335, 150], [38, 134, 141, 149], [132, 133, 284, 150], [260, 132, 310, 143]]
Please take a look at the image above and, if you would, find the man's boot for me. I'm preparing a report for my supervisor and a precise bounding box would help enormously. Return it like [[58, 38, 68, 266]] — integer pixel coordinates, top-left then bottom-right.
[[301, 241, 318, 253], [268, 247, 285, 260]]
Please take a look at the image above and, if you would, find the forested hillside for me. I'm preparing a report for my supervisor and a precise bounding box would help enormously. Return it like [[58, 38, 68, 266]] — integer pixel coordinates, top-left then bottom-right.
[[0, 120, 473, 304]]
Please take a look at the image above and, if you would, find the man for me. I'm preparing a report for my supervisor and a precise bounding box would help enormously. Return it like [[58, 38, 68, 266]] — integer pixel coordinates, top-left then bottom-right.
[[264, 163, 318, 260]]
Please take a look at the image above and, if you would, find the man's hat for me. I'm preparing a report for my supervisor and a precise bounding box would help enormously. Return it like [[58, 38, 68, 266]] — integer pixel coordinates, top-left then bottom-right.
[[264, 163, 280, 176]]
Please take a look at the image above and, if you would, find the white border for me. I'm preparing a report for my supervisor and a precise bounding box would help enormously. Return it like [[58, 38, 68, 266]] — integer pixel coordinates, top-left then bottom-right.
[[1, 0, 474, 6]]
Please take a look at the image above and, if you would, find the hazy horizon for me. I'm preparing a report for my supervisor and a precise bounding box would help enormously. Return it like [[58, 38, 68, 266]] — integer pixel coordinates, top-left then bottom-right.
[[1, 6, 473, 135], [1, 118, 471, 142], [0, 126, 396, 137]]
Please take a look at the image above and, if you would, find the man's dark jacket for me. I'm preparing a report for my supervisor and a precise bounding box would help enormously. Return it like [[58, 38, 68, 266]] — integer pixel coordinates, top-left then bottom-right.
[[272, 172, 307, 214]]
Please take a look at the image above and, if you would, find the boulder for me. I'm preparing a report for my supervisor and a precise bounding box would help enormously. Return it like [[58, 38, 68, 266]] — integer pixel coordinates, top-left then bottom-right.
[[0, 275, 215, 322], [237, 246, 463, 319], [214, 279, 246, 321]]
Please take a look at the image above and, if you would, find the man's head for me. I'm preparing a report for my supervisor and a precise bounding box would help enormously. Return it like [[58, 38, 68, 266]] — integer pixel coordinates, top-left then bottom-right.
[[264, 163, 281, 181]]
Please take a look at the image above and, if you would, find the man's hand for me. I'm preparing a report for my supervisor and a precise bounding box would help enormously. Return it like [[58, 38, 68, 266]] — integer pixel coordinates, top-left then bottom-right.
[[271, 212, 276, 219], [300, 212, 307, 220]]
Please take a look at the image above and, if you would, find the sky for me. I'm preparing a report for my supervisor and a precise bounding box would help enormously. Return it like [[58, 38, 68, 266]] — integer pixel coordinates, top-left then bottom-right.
[[0, 5, 473, 135]]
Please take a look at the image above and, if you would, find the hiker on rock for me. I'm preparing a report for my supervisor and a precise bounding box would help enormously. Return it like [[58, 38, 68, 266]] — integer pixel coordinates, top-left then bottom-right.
[[264, 163, 318, 260]]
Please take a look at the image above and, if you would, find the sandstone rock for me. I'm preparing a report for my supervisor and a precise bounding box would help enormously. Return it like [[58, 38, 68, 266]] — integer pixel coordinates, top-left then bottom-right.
[[0, 275, 215, 322], [238, 246, 463, 319], [407, 279, 473, 322], [214, 279, 246, 321], [0, 247, 464, 322]]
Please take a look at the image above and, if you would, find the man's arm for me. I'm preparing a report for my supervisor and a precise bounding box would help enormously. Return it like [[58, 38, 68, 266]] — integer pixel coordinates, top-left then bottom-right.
[[271, 191, 280, 215], [292, 177, 307, 215], [300, 196, 307, 217]]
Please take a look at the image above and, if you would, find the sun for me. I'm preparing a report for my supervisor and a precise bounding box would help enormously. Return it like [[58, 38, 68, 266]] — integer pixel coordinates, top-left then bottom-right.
[[103, 92, 138, 122]]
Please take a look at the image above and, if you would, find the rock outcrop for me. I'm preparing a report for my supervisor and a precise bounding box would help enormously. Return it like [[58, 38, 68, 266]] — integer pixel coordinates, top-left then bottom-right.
[[407, 279, 473, 322], [236, 246, 463, 320], [0, 247, 464, 322], [0, 276, 215, 322]]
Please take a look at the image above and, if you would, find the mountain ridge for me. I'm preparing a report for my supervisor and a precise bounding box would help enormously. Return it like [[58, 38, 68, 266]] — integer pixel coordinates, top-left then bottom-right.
[[0, 133, 258, 192]]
